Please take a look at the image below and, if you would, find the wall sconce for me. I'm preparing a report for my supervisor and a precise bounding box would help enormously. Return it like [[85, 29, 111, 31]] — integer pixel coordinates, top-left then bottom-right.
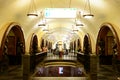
[[27, 0, 38, 17], [83, 0, 94, 18]]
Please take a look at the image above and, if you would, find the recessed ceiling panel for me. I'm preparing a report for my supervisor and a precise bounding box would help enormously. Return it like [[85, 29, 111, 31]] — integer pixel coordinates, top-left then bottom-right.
[[45, 8, 77, 18]]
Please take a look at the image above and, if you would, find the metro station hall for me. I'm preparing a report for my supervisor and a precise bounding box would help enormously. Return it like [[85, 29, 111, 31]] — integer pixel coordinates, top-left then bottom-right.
[[0, 0, 120, 80]]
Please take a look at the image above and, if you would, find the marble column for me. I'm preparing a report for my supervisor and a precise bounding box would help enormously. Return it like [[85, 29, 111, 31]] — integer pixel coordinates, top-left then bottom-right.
[[90, 54, 98, 80], [22, 54, 31, 80]]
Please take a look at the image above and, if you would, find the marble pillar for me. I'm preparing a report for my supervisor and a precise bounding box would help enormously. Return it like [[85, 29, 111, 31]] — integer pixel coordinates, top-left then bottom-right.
[[90, 54, 98, 80], [22, 54, 31, 80]]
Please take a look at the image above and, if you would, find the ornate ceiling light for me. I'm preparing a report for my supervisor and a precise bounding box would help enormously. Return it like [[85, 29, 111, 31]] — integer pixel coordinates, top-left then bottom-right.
[[38, 11, 46, 26], [27, 0, 38, 17], [72, 25, 79, 32], [76, 11, 84, 26], [83, 0, 94, 18]]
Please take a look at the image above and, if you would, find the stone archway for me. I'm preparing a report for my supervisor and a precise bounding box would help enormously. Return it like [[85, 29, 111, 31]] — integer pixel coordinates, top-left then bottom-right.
[[41, 39, 44, 49], [96, 23, 120, 65], [30, 34, 38, 54], [74, 40, 76, 52], [83, 34, 92, 54], [1, 23, 25, 67], [83, 33, 92, 73], [77, 39, 81, 52], [29, 34, 38, 72]]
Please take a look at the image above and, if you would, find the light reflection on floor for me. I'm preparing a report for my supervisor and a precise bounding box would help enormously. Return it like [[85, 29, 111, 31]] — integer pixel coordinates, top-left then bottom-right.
[[34, 53, 85, 77], [30, 53, 88, 80], [35, 65, 85, 77]]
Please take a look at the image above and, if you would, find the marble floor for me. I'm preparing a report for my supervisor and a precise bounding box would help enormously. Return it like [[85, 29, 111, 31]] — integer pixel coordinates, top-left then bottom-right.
[[0, 53, 120, 80], [0, 65, 23, 80], [98, 65, 120, 80]]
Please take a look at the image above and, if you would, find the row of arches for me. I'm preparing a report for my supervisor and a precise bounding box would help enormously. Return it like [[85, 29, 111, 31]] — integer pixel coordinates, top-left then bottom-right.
[[0, 22, 120, 73], [70, 23, 120, 65], [70, 34, 91, 54], [0, 23, 36, 67], [0, 22, 53, 63]]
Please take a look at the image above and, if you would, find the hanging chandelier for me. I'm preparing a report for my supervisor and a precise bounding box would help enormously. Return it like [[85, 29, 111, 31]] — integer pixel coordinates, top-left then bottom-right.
[[38, 11, 46, 26], [83, 0, 94, 18], [76, 11, 84, 26], [72, 25, 79, 32], [27, 0, 38, 17]]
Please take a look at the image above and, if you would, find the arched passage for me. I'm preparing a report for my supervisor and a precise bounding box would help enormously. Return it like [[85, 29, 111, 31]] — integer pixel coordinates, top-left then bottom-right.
[[0, 23, 25, 67], [41, 39, 44, 49], [77, 39, 81, 51], [74, 40, 76, 51], [83, 33, 92, 73], [30, 34, 38, 54], [96, 23, 120, 65], [70, 42, 73, 52], [29, 34, 38, 72], [83, 34, 92, 54]]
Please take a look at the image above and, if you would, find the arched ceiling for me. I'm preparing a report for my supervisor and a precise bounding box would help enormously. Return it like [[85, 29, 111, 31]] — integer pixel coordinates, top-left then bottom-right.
[[0, 0, 120, 45]]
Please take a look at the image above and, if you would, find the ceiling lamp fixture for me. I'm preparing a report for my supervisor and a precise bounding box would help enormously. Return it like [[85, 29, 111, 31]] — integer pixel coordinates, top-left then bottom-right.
[[27, 0, 38, 17], [46, 25, 52, 34], [38, 12, 46, 26], [71, 31, 75, 34], [43, 25, 49, 32], [76, 12, 84, 26], [76, 22, 84, 26], [83, 0, 94, 18], [72, 25, 78, 32], [38, 19, 46, 26], [43, 29, 49, 32], [43, 26, 49, 31]]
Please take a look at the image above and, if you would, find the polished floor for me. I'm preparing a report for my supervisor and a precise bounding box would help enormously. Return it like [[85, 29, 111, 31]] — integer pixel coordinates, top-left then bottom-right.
[[98, 65, 120, 80], [30, 53, 88, 80], [0, 53, 120, 80], [0, 65, 22, 80]]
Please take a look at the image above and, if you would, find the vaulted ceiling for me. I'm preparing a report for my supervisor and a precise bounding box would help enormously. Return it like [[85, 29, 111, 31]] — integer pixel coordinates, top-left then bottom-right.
[[0, 0, 120, 46]]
